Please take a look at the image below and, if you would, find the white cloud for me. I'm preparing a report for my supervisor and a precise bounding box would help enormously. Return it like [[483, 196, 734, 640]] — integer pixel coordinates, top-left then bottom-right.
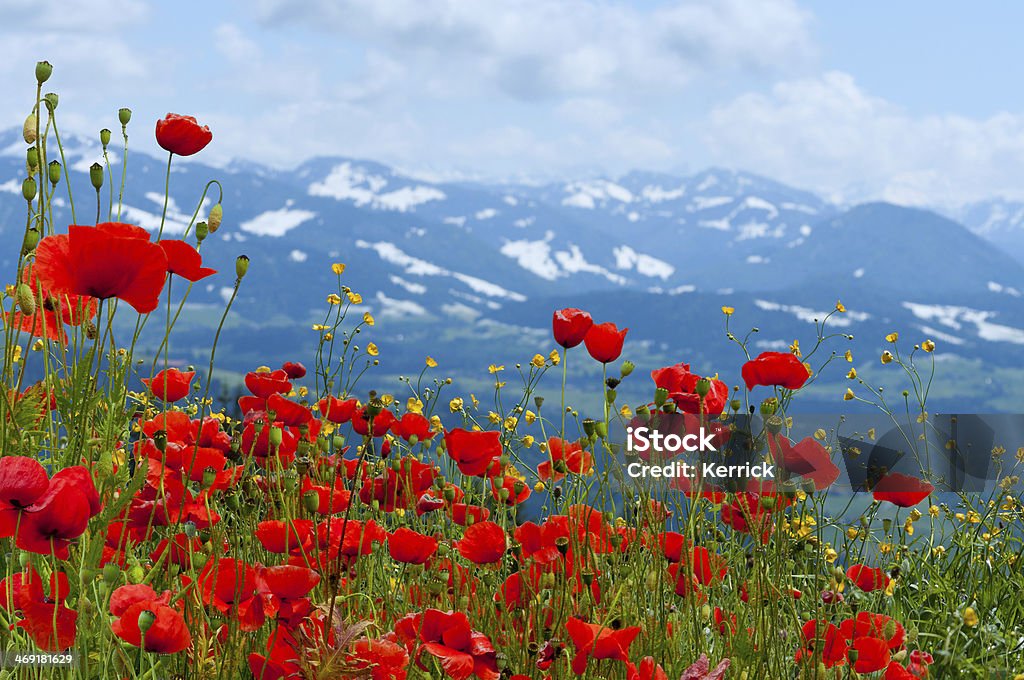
[[706, 71, 1024, 205], [215, 24, 261, 63]]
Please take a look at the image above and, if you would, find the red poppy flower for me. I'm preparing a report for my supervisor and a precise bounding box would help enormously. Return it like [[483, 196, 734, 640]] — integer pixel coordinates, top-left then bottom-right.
[[34, 222, 168, 314], [111, 598, 191, 654], [388, 527, 439, 565], [583, 322, 628, 363], [156, 113, 212, 156], [158, 239, 216, 282], [14, 472, 96, 559], [491, 475, 530, 506], [245, 369, 292, 399], [552, 308, 593, 348], [872, 472, 934, 507], [256, 565, 319, 623], [392, 412, 434, 442], [650, 363, 730, 415], [2, 568, 77, 651], [840, 611, 906, 651], [317, 396, 359, 424], [565, 616, 641, 675], [266, 393, 313, 428], [347, 638, 410, 680], [851, 636, 891, 673], [768, 434, 840, 490], [628, 656, 669, 680], [457, 521, 506, 564], [7, 264, 96, 343], [444, 428, 503, 478], [679, 654, 731, 680], [394, 609, 498, 680], [741, 351, 810, 391], [539, 437, 593, 481], [352, 407, 396, 437], [142, 367, 195, 402], [281, 361, 306, 379], [846, 564, 890, 592], [798, 620, 848, 668], [0, 456, 50, 537], [884, 662, 918, 680], [301, 478, 351, 515], [449, 503, 490, 526], [256, 519, 314, 554], [197, 558, 264, 631]]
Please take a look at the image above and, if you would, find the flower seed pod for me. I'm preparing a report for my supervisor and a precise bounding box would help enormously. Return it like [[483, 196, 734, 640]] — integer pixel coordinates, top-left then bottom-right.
[[43, 93, 58, 112], [48, 160, 61, 185], [100, 128, 111, 147], [26, 146, 38, 172], [21, 177, 36, 202], [235, 254, 249, 279], [137, 609, 156, 635], [208, 203, 223, 232], [23, 113, 37, 144], [302, 490, 320, 513], [16, 283, 35, 316], [118, 107, 132, 126], [35, 61, 53, 84], [21, 227, 40, 255], [89, 162, 103, 190], [195, 221, 209, 242]]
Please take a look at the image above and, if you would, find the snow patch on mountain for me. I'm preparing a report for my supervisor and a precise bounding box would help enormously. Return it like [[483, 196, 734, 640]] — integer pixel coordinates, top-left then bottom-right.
[[309, 162, 445, 211], [612, 246, 674, 279], [500, 237, 560, 280], [561, 180, 633, 208], [902, 302, 1024, 344], [641, 185, 686, 203], [239, 207, 316, 236]]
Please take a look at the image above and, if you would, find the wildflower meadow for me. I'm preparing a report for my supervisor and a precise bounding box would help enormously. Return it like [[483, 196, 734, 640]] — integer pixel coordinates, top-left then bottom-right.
[[1, 61, 1023, 680]]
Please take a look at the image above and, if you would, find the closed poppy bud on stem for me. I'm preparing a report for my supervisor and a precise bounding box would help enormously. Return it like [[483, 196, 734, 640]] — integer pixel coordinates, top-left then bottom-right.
[[35, 60, 53, 84], [22, 227, 40, 254], [654, 387, 669, 407], [208, 203, 223, 232], [102, 563, 120, 584], [695, 377, 711, 398], [26, 146, 38, 171], [268, 426, 283, 447], [302, 490, 320, 513], [16, 283, 35, 316], [89, 162, 103, 190], [195, 221, 209, 242], [43, 92, 58, 111], [119, 107, 132, 126], [137, 609, 156, 635], [235, 255, 249, 279], [23, 113, 37, 144], [100, 128, 111, 147], [48, 159, 61, 185], [21, 177, 36, 202], [620, 360, 635, 377]]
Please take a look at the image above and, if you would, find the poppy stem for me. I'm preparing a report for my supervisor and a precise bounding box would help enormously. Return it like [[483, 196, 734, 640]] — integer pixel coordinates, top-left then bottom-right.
[[156, 151, 173, 241]]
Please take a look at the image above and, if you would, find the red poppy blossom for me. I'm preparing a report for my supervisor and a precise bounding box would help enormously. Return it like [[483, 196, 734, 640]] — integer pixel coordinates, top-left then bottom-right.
[[552, 308, 593, 348], [245, 369, 292, 399], [158, 239, 216, 282], [768, 434, 841, 490], [34, 223, 169, 314], [565, 616, 641, 675], [851, 636, 892, 673], [651, 363, 730, 415], [388, 527, 439, 565], [156, 113, 212, 156], [0, 456, 50, 537], [741, 351, 810, 391], [347, 638, 410, 680], [797, 620, 849, 668], [1, 568, 77, 651], [871, 472, 934, 507], [7, 264, 97, 343], [142, 367, 195, 402], [846, 564, 890, 592], [317, 396, 359, 424], [394, 609, 498, 680], [392, 412, 434, 442], [444, 428, 503, 478], [491, 475, 530, 506], [456, 521, 506, 564], [281, 361, 307, 379], [583, 322, 628, 363], [111, 599, 191, 654], [539, 437, 593, 482]]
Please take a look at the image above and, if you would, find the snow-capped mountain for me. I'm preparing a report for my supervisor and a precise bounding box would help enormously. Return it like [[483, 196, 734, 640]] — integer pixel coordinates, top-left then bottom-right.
[[5, 127, 1024, 409]]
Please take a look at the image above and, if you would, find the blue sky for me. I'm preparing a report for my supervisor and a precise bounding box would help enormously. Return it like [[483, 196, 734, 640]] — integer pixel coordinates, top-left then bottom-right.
[[1, 0, 1022, 206]]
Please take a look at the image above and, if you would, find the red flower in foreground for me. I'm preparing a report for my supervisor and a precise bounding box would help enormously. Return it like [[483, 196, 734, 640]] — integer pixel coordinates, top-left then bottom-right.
[[156, 113, 213, 156], [0, 456, 50, 536], [741, 351, 810, 391], [565, 616, 641, 675], [388, 527, 438, 565], [142, 368, 195, 402], [394, 609, 498, 680], [110, 586, 191, 654], [281, 361, 307, 379], [34, 222, 168, 314], [159, 240, 216, 282], [872, 472, 934, 507], [846, 564, 890, 592], [651, 363, 729, 415], [539, 437, 593, 481], [456, 521, 506, 564], [1, 568, 77, 651], [583, 322, 628, 363], [552, 307, 593, 348], [444, 428, 502, 478], [768, 434, 840, 490], [7, 264, 96, 343]]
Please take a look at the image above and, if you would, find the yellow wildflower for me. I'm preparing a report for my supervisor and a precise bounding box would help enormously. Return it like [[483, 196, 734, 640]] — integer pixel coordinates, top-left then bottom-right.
[[449, 397, 464, 413], [844, 388, 855, 401], [881, 350, 894, 364], [407, 397, 424, 415], [844, 350, 853, 362], [721, 306, 735, 316], [347, 292, 363, 304], [835, 300, 846, 313], [331, 263, 346, 275], [488, 364, 505, 374], [524, 410, 536, 425], [549, 349, 560, 365], [963, 607, 979, 627], [363, 312, 375, 326], [885, 332, 899, 343], [327, 293, 342, 305], [921, 339, 935, 353], [426, 356, 438, 368], [531, 354, 545, 368], [367, 343, 379, 357]]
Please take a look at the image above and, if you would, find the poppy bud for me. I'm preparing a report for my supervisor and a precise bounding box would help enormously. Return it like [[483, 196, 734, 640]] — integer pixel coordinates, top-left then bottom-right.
[[846, 648, 858, 664], [43, 93, 58, 112], [235, 254, 249, 279], [605, 388, 616, 404], [620, 360, 635, 377], [268, 426, 283, 447], [119, 107, 132, 126], [100, 128, 111, 147], [695, 377, 711, 398], [202, 467, 217, 489], [19, 552, 30, 568], [16, 283, 35, 316], [21, 228, 39, 256], [765, 415, 783, 434], [635, 404, 650, 422], [208, 203, 223, 232], [23, 113, 37, 144], [26, 146, 38, 171], [595, 422, 608, 439], [302, 490, 320, 513], [582, 419, 596, 437], [443, 487, 456, 502], [47, 159, 61, 186], [183, 521, 197, 538], [332, 435, 345, 449], [137, 609, 156, 635], [22, 177, 36, 202], [654, 387, 669, 407], [759, 496, 776, 511], [227, 492, 241, 511], [129, 564, 145, 584], [759, 398, 778, 416], [35, 60, 53, 84], [195, 221, 209, 242], [89, 162, 103, 190], [152, 430, 167, 452], [730, 398, 742, 412], [102, 563, 120, 584]]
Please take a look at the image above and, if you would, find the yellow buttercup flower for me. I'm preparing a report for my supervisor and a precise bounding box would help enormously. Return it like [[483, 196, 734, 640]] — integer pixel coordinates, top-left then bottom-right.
[[790, 339, 801, 357], [963, 607, 979, 627], [449, 397, 464, 412], [531, 354, 545, 368], [844, 350, 853, 362], [844, 388, 855, 401], [921, 339, 935, 352], [488, 364, 505, 374], [331, 262, 346, 275], [549, 349, 560, 366], [327, 293, 342, 305], [881, 351, 894, 364], [407, 397, 424, 415], [347, 292, 363, 305], [426, 356, 438, 368], [846, 368, 857, 379], [524, 410, 537, 425], [835, 300, 846, 313], [366, 343, 379, 357], [363, 312, 375, 326], [487, 411, 501, 424], [522, 435, 535, 447], [885, 332, 899, 343], [721, 306, 735, 316]]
